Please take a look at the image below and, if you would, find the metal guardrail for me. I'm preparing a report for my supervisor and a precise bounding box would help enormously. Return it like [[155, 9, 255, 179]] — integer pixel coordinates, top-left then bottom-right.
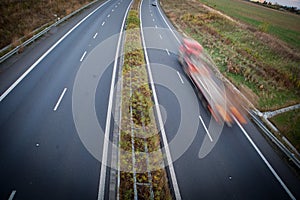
[[249, 110, 300, 169], [0, 0, 100, 64]]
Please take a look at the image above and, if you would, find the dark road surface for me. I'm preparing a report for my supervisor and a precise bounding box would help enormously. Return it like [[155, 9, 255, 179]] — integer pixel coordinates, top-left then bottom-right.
[[0, 0, 299, 199], [140, 0, 300, 199]]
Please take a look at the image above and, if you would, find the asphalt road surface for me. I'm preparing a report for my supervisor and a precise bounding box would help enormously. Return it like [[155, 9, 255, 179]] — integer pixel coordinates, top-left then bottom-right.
[[140, 0, 300, 199], [0, 0, 299, 199], [0, 0, 132, 199]]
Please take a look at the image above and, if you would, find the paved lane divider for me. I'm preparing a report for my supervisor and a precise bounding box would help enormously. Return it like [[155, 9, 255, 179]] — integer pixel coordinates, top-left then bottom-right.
[[8, 190, 16, 200], [0, 0, 111, 102], [93, 32, 98, 39], [199, 115, 213, 142], [80, 51, 87, 62], [176, 71, 184, 84], [165, 48, 170, 56], [53, 88, 67, 111]]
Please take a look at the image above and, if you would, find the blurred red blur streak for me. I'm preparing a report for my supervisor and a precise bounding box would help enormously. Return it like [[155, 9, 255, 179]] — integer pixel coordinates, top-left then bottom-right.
[[230, 106, 247, 124], [216, 104, 232, 124]]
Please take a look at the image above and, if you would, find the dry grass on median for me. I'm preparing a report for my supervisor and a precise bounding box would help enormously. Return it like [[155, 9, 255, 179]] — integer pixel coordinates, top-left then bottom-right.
[[118, 7, 172, 199]]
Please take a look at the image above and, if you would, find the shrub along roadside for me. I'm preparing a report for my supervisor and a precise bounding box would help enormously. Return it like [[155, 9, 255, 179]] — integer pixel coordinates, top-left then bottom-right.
[[118, 5, 172, 200]]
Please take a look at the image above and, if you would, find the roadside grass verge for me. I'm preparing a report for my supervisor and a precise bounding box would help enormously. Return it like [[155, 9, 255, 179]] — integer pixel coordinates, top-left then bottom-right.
[[269, 109, 300, 152], [0, 0, 94, 49], [199, 0, 300, 50], [118, 4, 172, 199], [161, 0, 300, 111]]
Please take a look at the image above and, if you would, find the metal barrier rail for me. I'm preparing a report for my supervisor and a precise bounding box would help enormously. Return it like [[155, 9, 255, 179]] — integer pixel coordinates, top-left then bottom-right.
[[249, 110, 300, 169], [0, 0, 100, 64]]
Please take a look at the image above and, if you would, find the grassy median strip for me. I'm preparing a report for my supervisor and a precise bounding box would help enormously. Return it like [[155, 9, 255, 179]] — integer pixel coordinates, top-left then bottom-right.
[[118, 1, 172, 199]]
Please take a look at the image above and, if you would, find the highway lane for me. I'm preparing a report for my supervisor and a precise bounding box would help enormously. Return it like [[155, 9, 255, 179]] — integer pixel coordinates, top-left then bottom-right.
[[140, 0, 300, 199], [0, 0, 131, 199]]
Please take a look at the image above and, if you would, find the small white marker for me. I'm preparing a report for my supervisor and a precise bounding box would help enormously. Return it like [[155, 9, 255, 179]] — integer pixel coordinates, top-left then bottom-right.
[[166, 48, 170, 56], [107, 14, 110, 18], [53, 88, 67, 111], [36, 143, 39, 147], [102, 21, 105, 26], [115, 5, 118, 7], [155, 25, 158, 28], [159, 34, 162, 39], [151, 13, 153, 16], [112, 9, 114, 12], [176, 71, 184, 84], [199, 115, 213, 142], [153, 18, 155, 22], [80, 51, 87, 62], [8, 190, 16, 200], [93, 32, 98, 39]]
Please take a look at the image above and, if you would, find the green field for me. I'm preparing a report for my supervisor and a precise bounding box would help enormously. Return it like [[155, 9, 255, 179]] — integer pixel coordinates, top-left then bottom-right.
[[162, 0, 300, 110], [199, 0, 300, 50], [270, 109, 300, 152]]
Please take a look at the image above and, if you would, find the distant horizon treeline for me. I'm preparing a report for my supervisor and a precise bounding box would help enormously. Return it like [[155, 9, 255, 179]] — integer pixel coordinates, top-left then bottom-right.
[[247, 0, 300, 14]]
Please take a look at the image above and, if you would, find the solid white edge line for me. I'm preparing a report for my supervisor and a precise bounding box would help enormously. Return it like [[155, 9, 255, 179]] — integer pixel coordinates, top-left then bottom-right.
[[176, 71, 184, 84], [93, 32, 98, 39], [198, 115, 213, 142], [97, 1, 133, 199], [234, 117, 296, 200], [156, 3, 181, 44], [140, 0, 182, 199], [80, 51, 87, 62], [53, 88, 67, 111], [0, 0, 111, 102], [8, 190, 16, 200]]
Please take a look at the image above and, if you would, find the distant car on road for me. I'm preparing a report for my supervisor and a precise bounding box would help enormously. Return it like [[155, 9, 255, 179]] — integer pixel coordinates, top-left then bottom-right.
[[151, 1, 157, 6]]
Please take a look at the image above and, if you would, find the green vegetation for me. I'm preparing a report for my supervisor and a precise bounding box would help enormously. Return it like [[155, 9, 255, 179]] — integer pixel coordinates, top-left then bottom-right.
[[162, 0, 300, 111], [199, 0, 300, 50], [270, 109, 300, 152], [161, 0, 300, 149], [119, 5, 171, 199], [0, 0, 94, 49]]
